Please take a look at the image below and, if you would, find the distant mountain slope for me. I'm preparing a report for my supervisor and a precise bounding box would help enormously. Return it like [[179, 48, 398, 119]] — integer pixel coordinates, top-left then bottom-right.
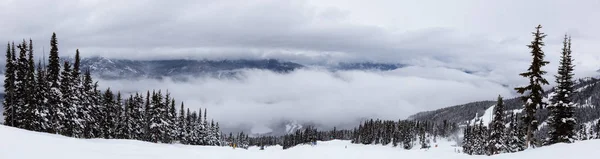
[[70, 57, 409, 80], [329, 62, 404, 71], [409, 77, 600, 126], [78, 57, 305, 80]]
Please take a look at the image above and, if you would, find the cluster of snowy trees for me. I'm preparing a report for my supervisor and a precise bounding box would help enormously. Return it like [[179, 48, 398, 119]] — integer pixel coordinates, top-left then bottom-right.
[[351, 119, 458, 150], [462, 96, 527, 155], [247, 126, 354, 149], [223, 132, 251, 149], [463, 25, 582, 155], [2, 33, 222, 146]]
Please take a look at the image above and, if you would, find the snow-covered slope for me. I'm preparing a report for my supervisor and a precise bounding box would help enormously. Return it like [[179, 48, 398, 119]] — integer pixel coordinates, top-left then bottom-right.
[[469, 104, 495, 125], [1, 125, 599, 159]]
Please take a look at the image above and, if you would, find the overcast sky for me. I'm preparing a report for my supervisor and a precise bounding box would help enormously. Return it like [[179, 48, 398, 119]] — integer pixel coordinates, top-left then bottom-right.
[[2, 0, 600, 131]]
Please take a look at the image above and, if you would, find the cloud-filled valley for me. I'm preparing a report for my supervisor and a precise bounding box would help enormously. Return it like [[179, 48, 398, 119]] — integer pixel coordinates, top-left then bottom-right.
[[97, 66, 515, 133]]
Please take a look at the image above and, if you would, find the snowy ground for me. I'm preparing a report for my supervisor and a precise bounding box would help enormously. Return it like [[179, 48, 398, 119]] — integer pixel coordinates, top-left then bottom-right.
[[0, 125, 597, 159]]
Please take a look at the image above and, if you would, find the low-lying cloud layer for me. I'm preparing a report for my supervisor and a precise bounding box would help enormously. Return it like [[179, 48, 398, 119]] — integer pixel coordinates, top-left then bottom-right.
[[99, 67, 515, 131]]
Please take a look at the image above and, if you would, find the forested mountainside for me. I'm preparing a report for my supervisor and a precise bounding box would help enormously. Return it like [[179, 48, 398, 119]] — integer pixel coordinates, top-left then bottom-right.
[[409, 77, 600, 126], [78, 57, 304, 80], [52, 57, 406, 80]]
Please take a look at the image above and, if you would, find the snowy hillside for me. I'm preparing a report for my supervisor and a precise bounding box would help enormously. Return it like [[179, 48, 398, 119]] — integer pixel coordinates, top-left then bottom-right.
[[409, 77, 600, 125], [1, 125, 598, 159]]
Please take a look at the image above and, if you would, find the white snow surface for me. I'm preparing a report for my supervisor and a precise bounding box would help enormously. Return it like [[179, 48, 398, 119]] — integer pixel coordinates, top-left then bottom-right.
[[1, 125, 599, 159], [470, 105, 495, 125]]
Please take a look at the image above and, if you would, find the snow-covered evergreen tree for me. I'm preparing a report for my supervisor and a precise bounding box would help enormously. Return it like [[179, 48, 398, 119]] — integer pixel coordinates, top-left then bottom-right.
[[148, 91, 169, 143], [114, 92, 127, 139], [33, 61, 50, 132], [177, 102, 186, 143], [577, 124, 589, 140], [463, 125, 473, 155], [101, 88, 116, 139], [46, 33, 63, 134], [488, 95, 507, 155], [547, 35, 577, 144], [3, 42, 16, 127], [131, 93, 146, 140], [14, 41, 29, 129], [60, 61, 81, 137], [515, 25, 550, 148], [25, 40, 37, 131], [71, 50, 85, 138], [472, 120, 488, 155], [506, 114, 527, 152]]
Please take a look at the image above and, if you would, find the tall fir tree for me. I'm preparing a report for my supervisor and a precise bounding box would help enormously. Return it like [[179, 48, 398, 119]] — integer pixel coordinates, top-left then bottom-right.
[[15, 40, 30, 129], [515, 25, 549, 148], [33, 60, 50, 132], [168, 99, 177, 142], [25, 39, 37, 131], [82, 70, 100, 138], [120, 96, 133, 139], [148, 90, 169, 143], [488, 95, 506, 155], [47, 33, 62, 134], [143, 91, 151, 141], [114, 92, 126, 139], [3, 42, 16, 127], [178, 102, 186, 143], [59, 61, 80, 137], [101, 88, 115, 138], [71, 49, 86, 137], [132, 93, 146, 140], [547, 35, 577, 144]]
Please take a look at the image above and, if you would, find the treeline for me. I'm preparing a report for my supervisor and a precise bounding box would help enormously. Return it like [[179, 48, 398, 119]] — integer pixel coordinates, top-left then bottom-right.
[[351, 119, 458, 149], [246, 126, 354, 150], [2, 33, 222, 146], [281, 126, 358, 149], [248, 120, 458, 150], [242, 126, 354, 150]]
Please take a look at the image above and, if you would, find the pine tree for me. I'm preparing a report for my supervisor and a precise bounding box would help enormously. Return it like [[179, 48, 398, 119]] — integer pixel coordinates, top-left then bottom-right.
[[114, 92, 126, 139], [148, 90, 169, 143], [15, 40, 29, 129], [82, 70, 101, 138], [168, 99, 177, 143], [419, 125, 430, 149], [60, 61, 80, 137], [101, 88, 115, 139], [178, 102, 186, 143], [506, 114, 527, 152], [34, 61, 50, 132], [488, 95, 507, 155], [184, 108, 193, 144], [120, 96, 133, 139], [463, 125, 473, 155], [80, 70, 92, 138], [25, 39, 37, 130], [143, 91, 151, 141], [71, 49, 85, 138], [473, 120, 488, 155], [3, 42, 16, 127], [547, 35, 577, 144], [47, 33, 62, 134], [130, 93, 146, 140], [515, 25, 550, 148]]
